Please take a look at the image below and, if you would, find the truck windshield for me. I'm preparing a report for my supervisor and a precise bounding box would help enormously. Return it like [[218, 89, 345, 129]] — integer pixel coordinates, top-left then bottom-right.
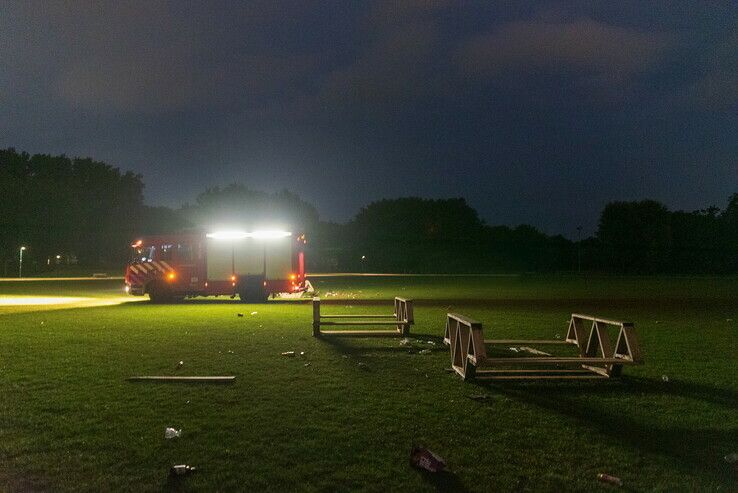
[[131, 246, 155, 262]]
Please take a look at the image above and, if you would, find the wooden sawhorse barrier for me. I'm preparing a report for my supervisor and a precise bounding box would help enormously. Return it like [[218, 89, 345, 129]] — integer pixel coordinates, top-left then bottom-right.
[[443, 313, 643, 380], [312, 297, 414, 337]]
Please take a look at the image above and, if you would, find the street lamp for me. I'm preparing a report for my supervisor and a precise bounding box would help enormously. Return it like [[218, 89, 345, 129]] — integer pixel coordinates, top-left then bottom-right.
[[19, 246, 26, 278]]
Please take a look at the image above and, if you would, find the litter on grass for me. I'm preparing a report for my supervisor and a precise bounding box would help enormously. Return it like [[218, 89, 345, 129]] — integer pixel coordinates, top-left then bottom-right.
[[468, 394, 489, 401], [662, 375, 669, 382], [176, 361, 184, 369], [250, 311, 257, 315], [399, 338, 412, 346], [170, 465, 196, 476], [281, 351, 295, 357], [418, 349, 432, 355], [597, 473, 623, 486], [509, 346, 551, 356], [165, 427, 181, 439], [410, 446, 446, 473], [357, 362, 368, 370]]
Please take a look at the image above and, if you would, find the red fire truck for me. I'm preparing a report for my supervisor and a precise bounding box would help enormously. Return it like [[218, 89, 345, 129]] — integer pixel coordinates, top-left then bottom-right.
[[124, 230, 307, 302]]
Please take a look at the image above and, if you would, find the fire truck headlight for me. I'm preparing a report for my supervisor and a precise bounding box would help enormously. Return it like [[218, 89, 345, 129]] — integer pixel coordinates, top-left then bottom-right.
[[206, 230, 291, 240], [167, 272, 176, 281]]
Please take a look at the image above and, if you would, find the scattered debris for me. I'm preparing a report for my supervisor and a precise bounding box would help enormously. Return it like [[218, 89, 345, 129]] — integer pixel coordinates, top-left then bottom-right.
[[520, 346, 551, 356], [164, 427, 181, 439], [282, 351, 296, 357], [399, 338, 412, 346], [555, 333, 561, 339], [304, 363, 311, 367], [170, 465, 196, 476], [176, 361, 184, 369], [250, 311, 257, 315], [342, 355, 349, 359], [468, 394, 489, 401], [661, 375, 669, 382], [597, 473, 623, 487], [418, 349, 432, 355], [300, 351, 305, 356], [410, 446, 447, 473], [237, 313, 244, 317]]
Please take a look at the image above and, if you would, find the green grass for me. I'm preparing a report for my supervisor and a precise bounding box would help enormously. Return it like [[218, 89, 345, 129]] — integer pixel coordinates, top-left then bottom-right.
[[0, 276, 736, 491]]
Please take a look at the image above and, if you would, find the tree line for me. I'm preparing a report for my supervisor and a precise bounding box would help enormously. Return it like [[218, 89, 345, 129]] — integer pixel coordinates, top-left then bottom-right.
[[1, 148, 736, 275]]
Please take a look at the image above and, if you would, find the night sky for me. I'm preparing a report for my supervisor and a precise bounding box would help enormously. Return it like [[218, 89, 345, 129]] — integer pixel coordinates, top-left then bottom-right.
[[1, 1, 736, 236]]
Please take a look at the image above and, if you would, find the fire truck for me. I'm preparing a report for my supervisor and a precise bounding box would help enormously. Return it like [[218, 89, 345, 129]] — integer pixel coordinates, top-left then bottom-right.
[[124, 230, 307, 302]]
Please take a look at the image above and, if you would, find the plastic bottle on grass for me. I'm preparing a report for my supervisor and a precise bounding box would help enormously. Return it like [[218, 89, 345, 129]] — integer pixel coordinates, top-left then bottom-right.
[[170, 465, 196, 476]]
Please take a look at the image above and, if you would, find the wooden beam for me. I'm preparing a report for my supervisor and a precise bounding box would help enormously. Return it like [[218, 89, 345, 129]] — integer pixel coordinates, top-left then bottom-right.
[[318, 330, 402, 337], [472, 374, 608, 380], [320, 321, 410, 326], [485, 339, 570, 345], [320, 314, 396, 318], [481, 357, 636, 365], [571, 313, 630, 326]]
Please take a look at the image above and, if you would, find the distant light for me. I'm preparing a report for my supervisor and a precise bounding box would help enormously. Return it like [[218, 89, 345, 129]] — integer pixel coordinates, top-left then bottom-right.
[[131, 240, 142, 247], [361, 255, 366, 260], [206, 230, 291, 240], [20, 246, 26, 251], [230, 275, 236, 282], [55, 255, 61, 259], [124, 285, 130, 293], [248, 230, 291, 239], [207, 231, 248, 240], [167, 272, 177, 281]]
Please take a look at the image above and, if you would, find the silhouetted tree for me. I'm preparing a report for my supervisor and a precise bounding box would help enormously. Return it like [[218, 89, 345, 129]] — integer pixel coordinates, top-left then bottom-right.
[[0, 148, 144, 270], [181, 184, 319, 234]]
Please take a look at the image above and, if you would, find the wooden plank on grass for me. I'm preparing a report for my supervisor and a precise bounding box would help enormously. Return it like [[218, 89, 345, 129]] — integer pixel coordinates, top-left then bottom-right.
[[127, 376, 236, 383], [318, 330, 401, 337]]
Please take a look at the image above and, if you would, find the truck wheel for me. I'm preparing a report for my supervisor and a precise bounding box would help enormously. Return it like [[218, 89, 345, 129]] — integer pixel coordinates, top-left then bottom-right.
[[148, 281, 174, 303], [238, 278, 269, 303]]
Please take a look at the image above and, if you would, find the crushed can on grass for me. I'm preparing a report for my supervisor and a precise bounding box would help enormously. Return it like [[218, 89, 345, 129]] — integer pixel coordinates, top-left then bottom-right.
[[170, 464, 196, 476], [410, 445, 447, 473], [597, 473, 623, 486], [281, 351, 295, 357]]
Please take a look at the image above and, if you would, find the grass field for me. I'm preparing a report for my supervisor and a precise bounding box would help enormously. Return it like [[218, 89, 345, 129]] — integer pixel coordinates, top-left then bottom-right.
[[0, 276, 736, 492]]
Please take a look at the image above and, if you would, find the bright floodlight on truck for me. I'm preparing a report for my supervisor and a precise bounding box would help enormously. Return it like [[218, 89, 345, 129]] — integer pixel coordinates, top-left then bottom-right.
[[206, 230, 292, 240]]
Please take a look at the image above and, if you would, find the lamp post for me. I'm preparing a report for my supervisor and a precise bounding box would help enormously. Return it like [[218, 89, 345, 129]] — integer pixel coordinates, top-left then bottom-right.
[[19, 246, 26, 278]]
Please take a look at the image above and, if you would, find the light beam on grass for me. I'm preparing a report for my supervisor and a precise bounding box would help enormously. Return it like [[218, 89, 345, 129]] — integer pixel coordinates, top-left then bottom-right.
[[0, 296, 91, 305]]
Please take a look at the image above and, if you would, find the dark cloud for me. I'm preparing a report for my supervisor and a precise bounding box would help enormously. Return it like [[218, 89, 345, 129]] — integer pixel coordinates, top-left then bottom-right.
[[458, 19, 670, 90], [0, 1, 736, 236]]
